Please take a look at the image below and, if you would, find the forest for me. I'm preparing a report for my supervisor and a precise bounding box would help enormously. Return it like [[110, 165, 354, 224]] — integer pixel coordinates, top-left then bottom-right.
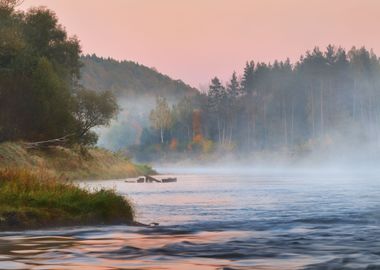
[[132, 46, 380, 163], [2, 0, 380, 164]]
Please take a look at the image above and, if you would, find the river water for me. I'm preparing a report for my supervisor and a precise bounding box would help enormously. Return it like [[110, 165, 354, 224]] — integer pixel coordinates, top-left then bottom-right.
[[1, 171, 380, 269]]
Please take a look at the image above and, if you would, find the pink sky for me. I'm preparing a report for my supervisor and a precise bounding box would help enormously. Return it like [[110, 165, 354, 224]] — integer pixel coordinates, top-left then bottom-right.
[[21, 0, 380, 88]]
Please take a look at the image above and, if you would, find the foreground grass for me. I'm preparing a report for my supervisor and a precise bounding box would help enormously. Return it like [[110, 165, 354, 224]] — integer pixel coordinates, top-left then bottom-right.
[[0, 169, 134, 230], [0, 142, 155, 180]]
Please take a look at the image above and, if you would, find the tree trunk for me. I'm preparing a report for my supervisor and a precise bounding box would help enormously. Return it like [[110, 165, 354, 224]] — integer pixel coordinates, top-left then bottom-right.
[[263, 98, 267, 149], [283, 98, 288, 148], [353, 79, 357, 121], [320, 80, 324, 136], [291, 100, 295, 146], [187, 126, 191, 142], [217, 117, 221, 144], [310, 85, 315, 138]]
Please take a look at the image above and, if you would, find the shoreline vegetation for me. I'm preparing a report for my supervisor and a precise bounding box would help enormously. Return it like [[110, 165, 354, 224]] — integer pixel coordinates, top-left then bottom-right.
[[0, 142, 155, 180], [0, 2, 157, 231], [0, 169, 135, 231], [0, 142, 156, 231]]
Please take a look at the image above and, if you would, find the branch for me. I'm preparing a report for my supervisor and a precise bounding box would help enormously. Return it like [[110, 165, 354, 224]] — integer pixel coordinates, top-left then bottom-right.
[[0, 0, 24, 8], [24, 134, 75, 149]]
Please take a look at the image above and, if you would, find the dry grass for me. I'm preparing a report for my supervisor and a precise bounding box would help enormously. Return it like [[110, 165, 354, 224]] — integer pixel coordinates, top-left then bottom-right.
[[0, 142, 154, 180]]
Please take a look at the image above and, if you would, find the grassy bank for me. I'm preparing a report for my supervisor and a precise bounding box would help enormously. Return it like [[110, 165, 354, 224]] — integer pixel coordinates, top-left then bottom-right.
[[0, 169, 134, 230], [0, 142, 154, 180]]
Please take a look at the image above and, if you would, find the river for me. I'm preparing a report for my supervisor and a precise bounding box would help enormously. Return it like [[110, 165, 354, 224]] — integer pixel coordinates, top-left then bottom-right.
[[1, 171, 380, 269]]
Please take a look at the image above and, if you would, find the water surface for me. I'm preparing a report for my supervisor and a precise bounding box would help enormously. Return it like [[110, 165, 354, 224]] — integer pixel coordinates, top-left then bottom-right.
[[1, 172, 380, 269]]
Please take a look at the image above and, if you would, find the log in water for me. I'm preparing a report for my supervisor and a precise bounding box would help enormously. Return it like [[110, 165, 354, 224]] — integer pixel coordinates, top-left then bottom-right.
[[1, 172, 380, 269]]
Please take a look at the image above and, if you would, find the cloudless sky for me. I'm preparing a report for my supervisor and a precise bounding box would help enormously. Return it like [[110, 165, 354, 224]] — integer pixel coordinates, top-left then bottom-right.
[[21, 0, 380, 88]]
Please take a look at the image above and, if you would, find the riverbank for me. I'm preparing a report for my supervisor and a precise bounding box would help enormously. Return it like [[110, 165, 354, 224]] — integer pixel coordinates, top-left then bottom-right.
[[0, 169, 135, 230], [0, 142, 155, 180]]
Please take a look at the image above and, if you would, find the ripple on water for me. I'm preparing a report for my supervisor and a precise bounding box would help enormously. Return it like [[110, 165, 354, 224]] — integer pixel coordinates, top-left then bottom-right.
[[1, 174, 380, 269]]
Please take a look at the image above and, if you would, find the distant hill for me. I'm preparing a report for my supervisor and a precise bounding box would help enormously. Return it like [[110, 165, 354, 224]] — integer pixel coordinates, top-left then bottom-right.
[[80, 55, 199, 150], [80, 54, 199, 99]]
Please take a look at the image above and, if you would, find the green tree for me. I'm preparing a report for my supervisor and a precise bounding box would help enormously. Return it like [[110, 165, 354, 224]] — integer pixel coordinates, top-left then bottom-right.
[[0, 0, 23, 9], [225, 72, 240, 143], [241, 61, 255, 95], [23, 8, 82, 82], [73, 89, 119, 145], [0, 5, 117, 145]]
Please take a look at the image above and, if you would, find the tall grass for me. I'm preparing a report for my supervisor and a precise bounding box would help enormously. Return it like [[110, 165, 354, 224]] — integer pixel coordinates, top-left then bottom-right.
[[0, 168, 134, 230], [0, 142, 155, 180]]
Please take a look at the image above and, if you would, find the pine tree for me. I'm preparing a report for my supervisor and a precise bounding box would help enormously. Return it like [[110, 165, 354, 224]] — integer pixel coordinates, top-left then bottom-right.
[[241, 61, 255, 95], [207, 77, 227, 144]]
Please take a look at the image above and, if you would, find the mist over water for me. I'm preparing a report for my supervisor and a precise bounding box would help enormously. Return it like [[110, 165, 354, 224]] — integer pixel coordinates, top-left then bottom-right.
[[54, 45, 380, 269], [2, 172, 380, 269], [3, 0, 380, 269], [94, 46, 380, 174]]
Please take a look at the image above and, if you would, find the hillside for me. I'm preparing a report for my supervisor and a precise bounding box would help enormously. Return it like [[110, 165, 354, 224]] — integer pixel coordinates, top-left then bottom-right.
[[80, 55, 199, 98], [80, 55, 200, 150]]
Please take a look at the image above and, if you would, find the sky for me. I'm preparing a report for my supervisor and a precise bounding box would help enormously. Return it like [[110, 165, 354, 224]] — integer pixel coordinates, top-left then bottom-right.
[[20, 0, 380, 88]]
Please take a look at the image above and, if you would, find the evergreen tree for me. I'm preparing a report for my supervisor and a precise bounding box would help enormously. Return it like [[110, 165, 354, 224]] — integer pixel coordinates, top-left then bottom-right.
[[241, 61, 255, 95]]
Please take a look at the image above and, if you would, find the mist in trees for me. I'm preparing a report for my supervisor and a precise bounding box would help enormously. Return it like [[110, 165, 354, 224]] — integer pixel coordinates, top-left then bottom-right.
[[79, 54, 199, 150], [7, 0, 378, 165], [149, 97, 173, 144], [128, 45, 380, 165]]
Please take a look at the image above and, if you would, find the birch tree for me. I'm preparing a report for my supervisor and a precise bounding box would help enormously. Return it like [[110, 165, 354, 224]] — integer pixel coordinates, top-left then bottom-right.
[[149, 96, 173, 144]]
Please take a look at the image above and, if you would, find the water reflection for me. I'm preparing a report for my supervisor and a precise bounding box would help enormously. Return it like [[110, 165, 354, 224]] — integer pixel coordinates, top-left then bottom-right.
[[0, 228, 313, 269], [1, 174, 380, 269]]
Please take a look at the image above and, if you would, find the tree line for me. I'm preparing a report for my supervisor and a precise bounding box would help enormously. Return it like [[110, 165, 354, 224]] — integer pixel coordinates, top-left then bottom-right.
[[0, 1, 118, 145], [137, 45, 380, 160]]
